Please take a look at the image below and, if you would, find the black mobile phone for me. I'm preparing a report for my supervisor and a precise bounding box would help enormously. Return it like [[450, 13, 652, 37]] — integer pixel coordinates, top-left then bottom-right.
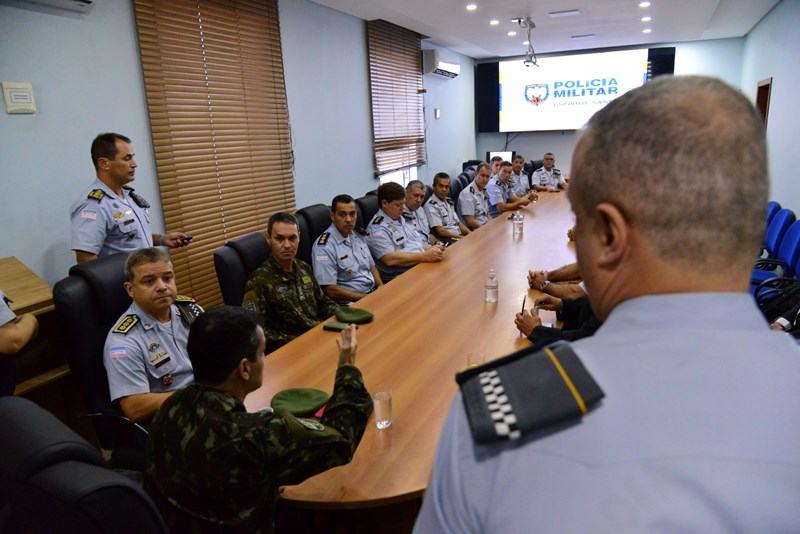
[[183, 235, 194, 242]]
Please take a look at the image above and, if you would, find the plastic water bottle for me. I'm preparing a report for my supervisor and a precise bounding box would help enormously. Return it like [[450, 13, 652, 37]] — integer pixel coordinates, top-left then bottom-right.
[[485, 269, 498, 302]]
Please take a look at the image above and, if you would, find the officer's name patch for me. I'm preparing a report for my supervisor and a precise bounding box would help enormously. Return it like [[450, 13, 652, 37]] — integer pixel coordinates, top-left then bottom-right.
[[109, 346, 127, 359]]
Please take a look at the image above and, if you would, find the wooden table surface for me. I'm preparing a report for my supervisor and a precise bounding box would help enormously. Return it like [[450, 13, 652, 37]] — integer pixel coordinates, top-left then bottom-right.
[[244, 192, 576, 509], [0, 257, 54, 315]]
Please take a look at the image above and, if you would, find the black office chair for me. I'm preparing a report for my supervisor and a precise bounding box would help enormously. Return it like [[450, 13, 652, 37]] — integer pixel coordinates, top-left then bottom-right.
[[424, 184, 433, 204], [356, 194, 380, 225], [0, 397, 167, 534], [213, 231, 271, 305], [52, 253, 147, 471], [296, 203, 332, 266]]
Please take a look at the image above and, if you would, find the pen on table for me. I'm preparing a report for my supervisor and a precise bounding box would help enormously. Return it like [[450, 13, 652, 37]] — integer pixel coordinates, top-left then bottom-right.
[[519, 296, 527, 337]]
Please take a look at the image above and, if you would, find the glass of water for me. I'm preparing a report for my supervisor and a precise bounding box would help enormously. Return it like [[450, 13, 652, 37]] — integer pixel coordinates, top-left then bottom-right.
[[371, 387, 392, 429]]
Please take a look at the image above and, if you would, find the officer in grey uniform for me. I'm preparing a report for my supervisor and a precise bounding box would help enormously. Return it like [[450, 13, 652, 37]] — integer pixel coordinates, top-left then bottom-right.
[[312, 194, 382, 303], [103, 247, 202, 423], [403, 180, 433, 244], [365, 182, 443, 282], [531, 152, 567, 191], [70, 132, 190, 264], [486, 161, 535, 218], [424, 172, 470, 242], [458, 162, 492, 230], [0, 289, 38, 396]]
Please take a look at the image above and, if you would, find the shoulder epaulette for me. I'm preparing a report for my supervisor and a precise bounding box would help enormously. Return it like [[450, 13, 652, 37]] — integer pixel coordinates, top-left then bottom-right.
[[371, 216, 384, 225], [87, 189, 106, 202], [495, 179, 502, 186], [174, 296, 203, 327], [317, 232, 330, 246], [401, 212, 414, 220], [429, 199, 438, 205], [446, 198, 455, 205], [456, 342, 604, 444], [113, 314, 139, 334], [355, 227, 367, 236], [470, 186, 475, 193]]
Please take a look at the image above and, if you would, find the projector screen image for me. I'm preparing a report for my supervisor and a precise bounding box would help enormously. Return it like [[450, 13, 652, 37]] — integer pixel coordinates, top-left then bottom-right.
[[498, 48, 649, 132]]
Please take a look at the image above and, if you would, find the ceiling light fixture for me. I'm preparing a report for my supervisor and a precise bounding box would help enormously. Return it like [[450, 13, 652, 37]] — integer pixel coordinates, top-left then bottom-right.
[[639, 1, 651, 7], [549, 9, 582, 18], [511, 17, 538, 67], [641, 16, 652, 22], [466, 4, 477, 11], [642, 28, 652, 33], [507, 31, 517, 36], [490, 19, 499, 25]]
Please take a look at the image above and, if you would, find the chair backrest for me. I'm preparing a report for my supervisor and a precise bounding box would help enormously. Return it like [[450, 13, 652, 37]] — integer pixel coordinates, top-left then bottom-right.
[[0, 396, 105, 480], [776, 219, 800, 275], [0, 397, 168, 533], [449, 176, 465, 203], [424, 184, 433, 204], [52, 253, 134, 451], [213, 231, 270, 305], [295, 203, 331, 266], [764, 208, 796, 258], [766, 200, 781, 225], [355, 195, 380, 226]]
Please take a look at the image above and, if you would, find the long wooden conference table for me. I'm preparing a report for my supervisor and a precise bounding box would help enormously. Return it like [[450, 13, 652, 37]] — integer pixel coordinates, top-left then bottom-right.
[[244, 191, 577, 509]]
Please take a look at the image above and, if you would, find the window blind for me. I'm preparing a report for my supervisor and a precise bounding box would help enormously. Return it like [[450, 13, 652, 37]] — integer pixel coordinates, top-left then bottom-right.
[[134, 0, 294, 308], [366, 20, 426, 176]]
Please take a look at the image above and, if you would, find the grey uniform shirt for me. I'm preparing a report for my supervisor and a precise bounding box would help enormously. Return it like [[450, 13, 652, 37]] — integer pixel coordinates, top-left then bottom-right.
[[424, 197, 463, 236], [458, 181, 489, 226], [415, 293, 800, 533], [485, 178, 515, 218], [104, 300, 198, 402], [70, 179, 153, 257], [532, 167, 565, 189], [403, 203, 431, 243], [0, 290, 16, 327], [365, 208, 425, 279], [510, 170, 528, 195], [312, 224, 376, 296]]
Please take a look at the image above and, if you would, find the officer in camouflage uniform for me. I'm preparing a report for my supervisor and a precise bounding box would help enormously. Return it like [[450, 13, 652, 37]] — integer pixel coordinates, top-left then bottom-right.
[[243, 212, 339, 352], [145, 306, 372, 533], [103, 247, 203, 423]]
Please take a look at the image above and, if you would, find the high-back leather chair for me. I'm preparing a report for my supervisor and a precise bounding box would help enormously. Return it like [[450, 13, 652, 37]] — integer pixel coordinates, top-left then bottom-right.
[[356, 195, 380, 226], [213, 231, 271, 305], [0, 397, 167, 534], [52, 252, 146, 470], [295, 203, 332, 266]]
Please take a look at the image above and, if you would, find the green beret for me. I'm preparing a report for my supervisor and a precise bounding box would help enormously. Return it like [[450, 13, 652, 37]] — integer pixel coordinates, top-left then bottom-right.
[[270, 388, 330, 416], [335, 307, 374, 324]]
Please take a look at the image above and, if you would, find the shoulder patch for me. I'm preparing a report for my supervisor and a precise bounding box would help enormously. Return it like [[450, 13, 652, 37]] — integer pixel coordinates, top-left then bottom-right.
[[113, 314, 139, 334], [124, 188, 151, 209], [371, 216, 384, 225], [457, 342, 604, 444], [87, 189, 106, 202], [317, 232, 330, 246]]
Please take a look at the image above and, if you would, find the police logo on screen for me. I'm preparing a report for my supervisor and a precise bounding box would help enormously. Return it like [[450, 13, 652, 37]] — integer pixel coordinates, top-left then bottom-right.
[[525, 83, 549, 106]]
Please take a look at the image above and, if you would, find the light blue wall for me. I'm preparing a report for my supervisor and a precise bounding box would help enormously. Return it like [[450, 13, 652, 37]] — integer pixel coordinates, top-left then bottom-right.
[[279, 0, 374, 207], [418, 43, 477, 183], [476, 38, 746, 177], [0, 0, 158, 284], [741, 0, 800, 210]]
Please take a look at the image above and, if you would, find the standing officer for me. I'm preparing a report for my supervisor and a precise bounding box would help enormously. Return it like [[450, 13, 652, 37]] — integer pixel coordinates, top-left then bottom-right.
[[70, 133, 191, 264], [104, 247, 203, 423], [312, 194, 383, 304]]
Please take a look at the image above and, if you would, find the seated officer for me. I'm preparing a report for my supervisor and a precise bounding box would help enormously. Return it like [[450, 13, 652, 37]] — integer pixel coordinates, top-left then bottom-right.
[[0, 290, 39, 396], [531, 152, 567, 192], [458, 162, 491, 230], [424, 172, 470, 242], [103, 248, 203, 423], [145, 307, 372, 533], [486, 161, 537, 218], [243, 212, 340, 351], [366, 183, 444, 282], [312, 194, 383, 304], [403, 180, 434, 244], [527, 262, 587, 299]]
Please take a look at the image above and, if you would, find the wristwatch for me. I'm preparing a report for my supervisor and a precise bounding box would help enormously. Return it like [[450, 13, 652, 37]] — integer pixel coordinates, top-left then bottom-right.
[[540, 280, 551, 290]]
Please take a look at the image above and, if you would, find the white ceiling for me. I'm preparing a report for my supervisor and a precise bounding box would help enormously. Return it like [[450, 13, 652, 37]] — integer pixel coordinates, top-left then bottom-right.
[[309, 0, 781, 59]]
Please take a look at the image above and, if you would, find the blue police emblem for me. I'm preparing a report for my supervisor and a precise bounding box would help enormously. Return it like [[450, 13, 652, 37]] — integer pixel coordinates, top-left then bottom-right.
[[525, 84, 548, 106]]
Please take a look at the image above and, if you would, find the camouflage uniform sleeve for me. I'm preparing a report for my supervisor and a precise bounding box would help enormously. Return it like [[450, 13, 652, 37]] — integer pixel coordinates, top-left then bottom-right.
[[314, 276, 340, 320], [243, 272, 291, 346], [268, 366, 372, 486]]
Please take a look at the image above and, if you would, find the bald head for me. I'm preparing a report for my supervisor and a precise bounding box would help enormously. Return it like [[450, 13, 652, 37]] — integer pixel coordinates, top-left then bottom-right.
[[570, 76, 767, 271]]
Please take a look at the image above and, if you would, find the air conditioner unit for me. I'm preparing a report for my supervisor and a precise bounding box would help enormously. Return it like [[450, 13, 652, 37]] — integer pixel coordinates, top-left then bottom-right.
[[422, 50, 461, 79], [19, 0, 97, 13]]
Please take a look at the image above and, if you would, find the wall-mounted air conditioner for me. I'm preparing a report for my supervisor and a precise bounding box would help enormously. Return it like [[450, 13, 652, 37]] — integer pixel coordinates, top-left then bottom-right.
[[422, 50, 461, 79], [19, 0, 97, 13]]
